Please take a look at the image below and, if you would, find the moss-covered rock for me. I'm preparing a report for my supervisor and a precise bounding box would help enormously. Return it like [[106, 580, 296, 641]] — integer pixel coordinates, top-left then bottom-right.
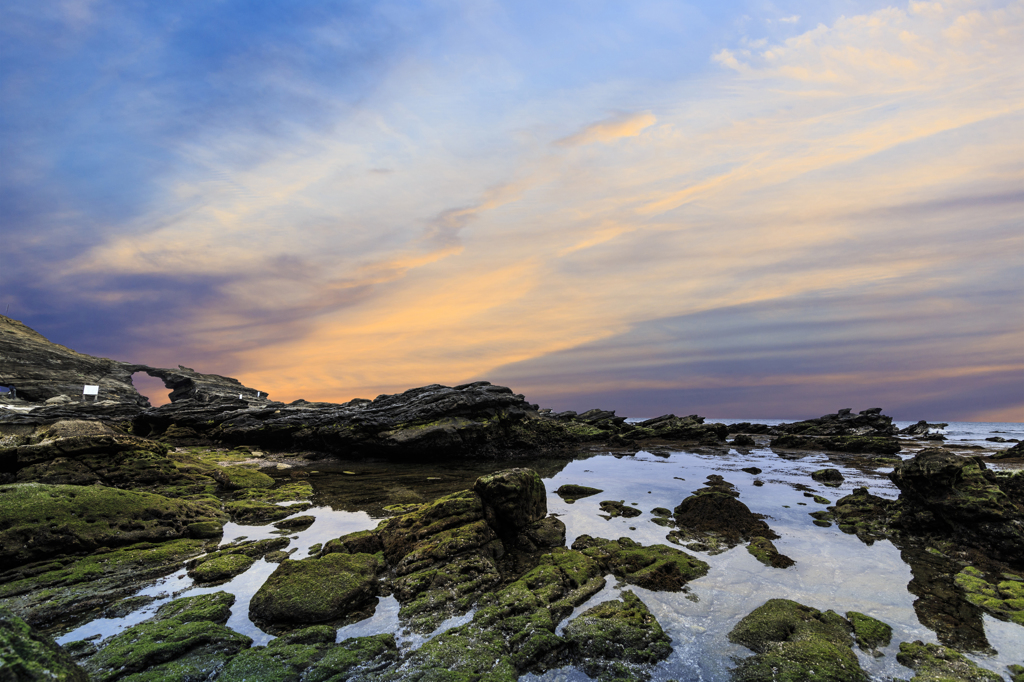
[[831, 487, 895, 543], [746, 536, 795, 569], [598, 500, 642, 518], [304, 633, 400, 681], [954, 565, 1024, 625], [563, 590, 671, 682], [555, 483, 603, 502], [571, 535, 709, 591], [272, 514, 315, 532], [811, 468, 845, 486], [248, 552, 382, 628], [845, 611, 892, 653], [771, 434, 901, 455], [223, 498, 313, 524], [0, 538, 210, 632], [669, 477, 780, 552], [0, 483, 223, 570], [83, 592, 251, 682], [728, 598, 866, 682], [474, 468, 547, 540], [0, 604, 87, 681], [890, 449, 1024, 565], [213, 465, 275, 490], [895, 640, 1002, 681]]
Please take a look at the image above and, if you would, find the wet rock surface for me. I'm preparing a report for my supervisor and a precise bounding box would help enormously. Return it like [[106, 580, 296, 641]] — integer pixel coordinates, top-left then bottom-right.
[[895, 640, 1003, 681]]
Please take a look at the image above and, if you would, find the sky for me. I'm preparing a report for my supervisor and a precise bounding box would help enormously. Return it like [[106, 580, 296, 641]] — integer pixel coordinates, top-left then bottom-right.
[[1, 0, 1022, 421]]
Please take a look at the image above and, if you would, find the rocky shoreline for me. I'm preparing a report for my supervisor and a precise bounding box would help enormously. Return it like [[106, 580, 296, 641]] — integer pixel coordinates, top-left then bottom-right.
[[2, 314, 1022, 681]]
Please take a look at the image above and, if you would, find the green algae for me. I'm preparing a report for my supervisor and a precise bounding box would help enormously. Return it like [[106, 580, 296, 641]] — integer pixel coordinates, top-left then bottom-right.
[[0, 604, 87, 681], [729, 598, 867, 682], [0, 483, 223, 569], [563, 590, 671, 682], [896, 640, 1003, 681], [249, 552, 383, 628], [83, 593, 251, 682], [571, 535, 709, 591], [213, 465, 275, 490], [746, 536, 795, 569], [954, 565, 1024, 626], [845, 611, 892, 651]]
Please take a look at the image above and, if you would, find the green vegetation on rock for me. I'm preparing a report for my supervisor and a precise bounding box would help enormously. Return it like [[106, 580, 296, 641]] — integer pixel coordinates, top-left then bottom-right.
[[571, 535, 709, 590], [0, 483, 223, 570], [0, 604, 87, 681], [83, 592, 251, 682], [746, 536, 795, 569], [954, 565, 1024, 625], [845, 611, 892, 652], [249, 552, 382, 628], [896, 640, 1002, 681], [728, 598, 867, 682], [563, 590, 671, 682], [213, 465, 275, 490]]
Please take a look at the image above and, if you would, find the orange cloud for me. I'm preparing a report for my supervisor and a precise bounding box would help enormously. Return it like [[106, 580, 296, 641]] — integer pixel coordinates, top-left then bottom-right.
[[556, 112, 657, 147]]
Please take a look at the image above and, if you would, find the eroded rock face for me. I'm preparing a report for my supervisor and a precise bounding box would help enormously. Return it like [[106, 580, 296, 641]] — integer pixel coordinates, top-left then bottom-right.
[[0, 315, 267, 421]]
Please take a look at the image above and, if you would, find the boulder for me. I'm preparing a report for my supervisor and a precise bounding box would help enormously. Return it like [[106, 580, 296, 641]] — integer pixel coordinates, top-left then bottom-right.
[[248, 553, 382, 628], [811, 468, 845, 486], [728, 599, 867, 682], [474, 468, 547, 540], [555, 483, 603, 502]]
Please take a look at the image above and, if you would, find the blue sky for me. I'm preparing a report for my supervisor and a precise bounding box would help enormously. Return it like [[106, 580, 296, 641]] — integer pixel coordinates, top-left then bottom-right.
[[2, 0, 1022, 420]]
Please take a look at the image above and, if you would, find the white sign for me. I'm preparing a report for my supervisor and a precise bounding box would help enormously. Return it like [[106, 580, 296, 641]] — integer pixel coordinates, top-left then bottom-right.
[[83, 385, 99, 395]]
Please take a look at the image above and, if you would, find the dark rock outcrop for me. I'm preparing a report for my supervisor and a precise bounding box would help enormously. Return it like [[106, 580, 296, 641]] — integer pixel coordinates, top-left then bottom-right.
[[889, 449, 1024, 567], [900, 420, 948, 435], [0, 314, 267, 414], [770, 433, 901, 455], [771, 407, 898, 437]]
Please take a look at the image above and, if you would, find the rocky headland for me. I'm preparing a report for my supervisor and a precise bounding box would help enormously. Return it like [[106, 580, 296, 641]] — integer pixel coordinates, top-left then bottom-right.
[[2, 314, 1022, 681]]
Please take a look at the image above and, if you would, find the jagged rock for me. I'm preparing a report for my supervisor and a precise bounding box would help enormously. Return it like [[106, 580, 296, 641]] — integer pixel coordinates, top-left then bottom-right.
[[727, 422, 773, 435], [732, 434, 757, 447], [0, 315, 267, 419], [895, 640, 1002, 681], [0, 538, 211, 632], [992, 441, 1024, 460], [0, 604, 88, 681], [728, 599, 867, 682], [598, 500, 642, 518], [217, 632, 398, 682], [770, 433, 901, 454], [770, 407, 898, 437], [900, 420, 948, 435], [832, 487, 894, 542], [889, 449, 1024, 566]]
